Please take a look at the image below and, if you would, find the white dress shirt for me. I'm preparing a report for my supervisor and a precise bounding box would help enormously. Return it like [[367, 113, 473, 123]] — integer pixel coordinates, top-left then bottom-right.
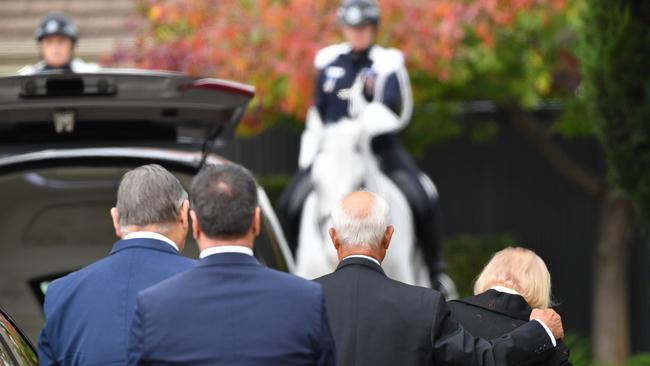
[[123, 231, 179, 252], [200, 245, 254, 259], [490, 286, 557, 346], [342, 254, 381, 267]]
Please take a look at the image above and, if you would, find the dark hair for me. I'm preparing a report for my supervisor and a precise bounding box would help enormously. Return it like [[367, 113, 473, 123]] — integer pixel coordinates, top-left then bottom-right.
[[190, 163, 258, 239], [116, 164, 187, 228]]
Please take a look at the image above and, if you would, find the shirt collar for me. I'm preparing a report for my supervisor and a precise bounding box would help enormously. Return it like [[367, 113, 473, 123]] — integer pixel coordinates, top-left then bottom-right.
[[342, 254, 381, 267], [123, 231, 179, 252], [200, 245, 254, 259], [491, 285, 521, 295]]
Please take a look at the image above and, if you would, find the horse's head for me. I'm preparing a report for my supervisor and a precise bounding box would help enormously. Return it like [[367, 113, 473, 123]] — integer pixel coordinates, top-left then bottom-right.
[[311, 119, 366, 222]]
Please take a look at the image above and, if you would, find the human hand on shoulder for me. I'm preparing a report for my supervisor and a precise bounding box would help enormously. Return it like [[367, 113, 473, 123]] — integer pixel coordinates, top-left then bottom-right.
[[530, 308, 564, 340]]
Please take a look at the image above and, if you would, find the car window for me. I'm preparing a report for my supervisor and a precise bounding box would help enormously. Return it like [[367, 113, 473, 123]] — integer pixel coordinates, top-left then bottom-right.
[[0, 312, 37, 366], [0, 165, 290, 342]]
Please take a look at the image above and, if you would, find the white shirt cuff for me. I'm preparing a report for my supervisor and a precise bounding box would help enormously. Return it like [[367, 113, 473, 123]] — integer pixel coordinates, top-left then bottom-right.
[[534, 319, 557, 347]]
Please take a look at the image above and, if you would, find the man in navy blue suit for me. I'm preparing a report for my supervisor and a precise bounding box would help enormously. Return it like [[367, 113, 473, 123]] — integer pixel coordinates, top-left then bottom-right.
[[128, 163, 336, 366], [38, 164, 196, 365]]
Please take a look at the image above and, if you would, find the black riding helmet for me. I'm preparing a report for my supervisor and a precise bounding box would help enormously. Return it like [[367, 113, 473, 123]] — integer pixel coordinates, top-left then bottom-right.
[[35, 12, 78, 43], [337, 0, 381, 27]]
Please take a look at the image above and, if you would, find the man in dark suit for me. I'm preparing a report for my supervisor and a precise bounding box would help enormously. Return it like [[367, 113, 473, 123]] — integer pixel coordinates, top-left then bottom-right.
[[38, 164, 195, 365], [127, 163, 335, 366], [315, 191, 564, 366]]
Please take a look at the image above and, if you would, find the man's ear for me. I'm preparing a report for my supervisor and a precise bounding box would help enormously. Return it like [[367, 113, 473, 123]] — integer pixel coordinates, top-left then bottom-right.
[[329, 228, 341, 251], [110, 207, 122, 238], [381, 226, 394, 251], [251, 207, 261, 237], [190, 210, 201, 241], [178, 200, 190, 230]]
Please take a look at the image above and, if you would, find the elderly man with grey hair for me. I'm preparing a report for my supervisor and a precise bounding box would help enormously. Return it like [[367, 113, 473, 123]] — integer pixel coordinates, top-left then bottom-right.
[[38, 164, 195, 366], [315, 190, 565, 366]]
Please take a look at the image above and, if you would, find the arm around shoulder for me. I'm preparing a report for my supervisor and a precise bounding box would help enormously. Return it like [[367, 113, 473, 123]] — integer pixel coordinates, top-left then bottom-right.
[[430, 292, 554, 366]]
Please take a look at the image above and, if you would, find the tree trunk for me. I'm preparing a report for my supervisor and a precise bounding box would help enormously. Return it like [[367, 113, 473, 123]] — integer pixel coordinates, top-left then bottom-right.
[[592, 188, 633, 365], [503, 104, 635, 362]]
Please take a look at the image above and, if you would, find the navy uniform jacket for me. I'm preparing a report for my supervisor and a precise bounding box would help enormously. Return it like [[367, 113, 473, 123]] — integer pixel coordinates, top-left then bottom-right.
[[313, 43, 413, 128], [127, 252, 336, 366], [315, 257, 555, 366], [38, 238, 195, 365]]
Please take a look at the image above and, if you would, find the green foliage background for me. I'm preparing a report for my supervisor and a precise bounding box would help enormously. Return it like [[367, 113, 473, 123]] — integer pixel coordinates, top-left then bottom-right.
[[577, 0, 650, 220]]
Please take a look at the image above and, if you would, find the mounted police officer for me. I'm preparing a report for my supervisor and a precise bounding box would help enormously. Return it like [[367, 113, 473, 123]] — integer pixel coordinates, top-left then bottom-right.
[[18, 12, 100, 75], [279, 0, 445, 285]]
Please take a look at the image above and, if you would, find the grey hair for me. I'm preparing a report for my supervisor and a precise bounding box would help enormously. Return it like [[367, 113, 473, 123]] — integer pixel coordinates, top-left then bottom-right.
[[331, 191, 390, 248], [116, 164, 187, 230]]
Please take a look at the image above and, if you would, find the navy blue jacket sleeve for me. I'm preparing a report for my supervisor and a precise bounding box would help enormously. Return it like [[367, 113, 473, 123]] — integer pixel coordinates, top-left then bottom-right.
[[38, 283, 60, 366], [317, 293, 336, 366], [38, 325, 57, 366], [127, 296, 147, 366], [314, 69, 327, 119], [381, 72, 403, 116]]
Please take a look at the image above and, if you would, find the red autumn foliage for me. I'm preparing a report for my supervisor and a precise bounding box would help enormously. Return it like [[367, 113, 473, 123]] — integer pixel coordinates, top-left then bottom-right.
[[111, 0, 567, 131]]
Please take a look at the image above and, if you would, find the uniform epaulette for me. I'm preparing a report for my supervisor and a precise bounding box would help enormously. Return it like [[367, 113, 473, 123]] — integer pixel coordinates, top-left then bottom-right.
[[314, 43, 352, 70]]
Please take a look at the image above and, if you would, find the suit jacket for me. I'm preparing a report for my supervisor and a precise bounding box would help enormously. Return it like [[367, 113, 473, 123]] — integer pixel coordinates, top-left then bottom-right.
[[315, 257, 555, 366], [449, 290, 572, 365], [38, 238, 195, 366], [127, 252, 336, 366]]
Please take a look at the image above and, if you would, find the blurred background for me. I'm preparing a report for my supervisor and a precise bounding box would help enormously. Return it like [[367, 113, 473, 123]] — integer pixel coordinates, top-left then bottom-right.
[[1, 1, 648, 365]]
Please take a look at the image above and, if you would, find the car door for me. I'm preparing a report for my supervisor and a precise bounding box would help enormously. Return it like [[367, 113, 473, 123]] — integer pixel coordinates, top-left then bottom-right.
[[0, 307, 37, 366]]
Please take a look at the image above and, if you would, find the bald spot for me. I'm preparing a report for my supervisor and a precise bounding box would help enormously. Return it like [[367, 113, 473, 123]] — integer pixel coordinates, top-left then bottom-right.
[[340, 191, 375, 220]]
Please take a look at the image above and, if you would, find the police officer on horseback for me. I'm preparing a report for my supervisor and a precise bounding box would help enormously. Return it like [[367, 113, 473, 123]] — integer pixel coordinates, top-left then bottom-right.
[[279, 0, 446, 285], [18, 12, 100, 75]]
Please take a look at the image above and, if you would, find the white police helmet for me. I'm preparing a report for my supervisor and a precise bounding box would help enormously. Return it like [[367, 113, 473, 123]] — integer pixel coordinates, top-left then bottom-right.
[[337, 0, 381, 27]]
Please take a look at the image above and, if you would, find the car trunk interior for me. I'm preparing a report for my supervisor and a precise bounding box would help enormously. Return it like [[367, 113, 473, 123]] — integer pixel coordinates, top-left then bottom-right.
[[0, 167, 201, 341]]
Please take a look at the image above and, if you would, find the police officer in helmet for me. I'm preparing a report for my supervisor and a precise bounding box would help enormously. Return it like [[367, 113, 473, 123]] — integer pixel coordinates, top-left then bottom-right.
[[18, 12, 100, 75], [279, 0, 446, 284]]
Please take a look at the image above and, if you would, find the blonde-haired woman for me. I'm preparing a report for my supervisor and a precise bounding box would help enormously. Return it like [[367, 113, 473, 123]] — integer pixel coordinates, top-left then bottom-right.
[[448, 247, 572, 365]]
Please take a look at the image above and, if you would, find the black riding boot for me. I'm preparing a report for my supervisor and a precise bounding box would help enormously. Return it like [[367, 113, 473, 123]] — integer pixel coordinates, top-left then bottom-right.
[[372, 135, 446, 283]]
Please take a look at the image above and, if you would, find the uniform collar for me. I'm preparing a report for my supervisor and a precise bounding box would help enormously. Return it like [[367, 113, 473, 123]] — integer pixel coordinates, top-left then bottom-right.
[[44, 62, 72, 71]]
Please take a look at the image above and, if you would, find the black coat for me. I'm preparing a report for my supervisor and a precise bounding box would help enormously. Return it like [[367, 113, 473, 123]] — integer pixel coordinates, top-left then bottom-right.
[[449, 290, 572, 366], [315, 257, 555, 366]]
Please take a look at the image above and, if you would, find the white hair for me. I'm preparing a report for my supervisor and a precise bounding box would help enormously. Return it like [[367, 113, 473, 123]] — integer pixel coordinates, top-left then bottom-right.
[[331, 191, 390, 248]]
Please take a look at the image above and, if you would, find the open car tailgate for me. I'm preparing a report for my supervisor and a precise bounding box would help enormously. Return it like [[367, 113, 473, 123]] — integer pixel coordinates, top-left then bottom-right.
[[0, 69, 255, 153]]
